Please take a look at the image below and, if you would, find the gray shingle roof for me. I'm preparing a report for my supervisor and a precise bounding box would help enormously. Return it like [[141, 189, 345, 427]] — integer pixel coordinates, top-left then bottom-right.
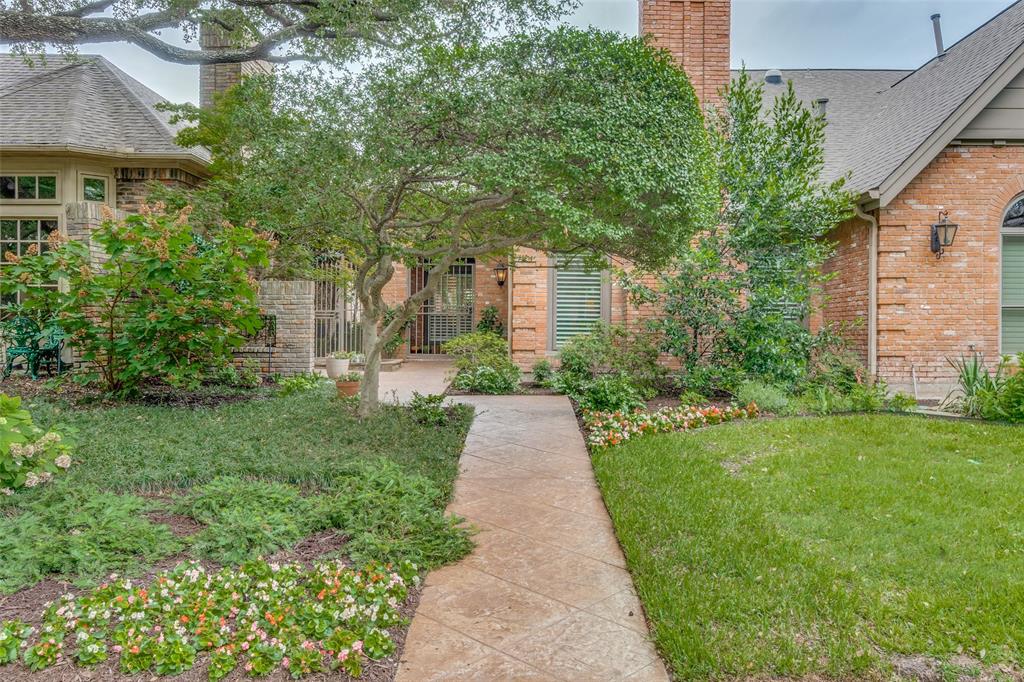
[[0, 54, 209, 165], [734, 69, 911, 184], [735, 0, 1024, 199]]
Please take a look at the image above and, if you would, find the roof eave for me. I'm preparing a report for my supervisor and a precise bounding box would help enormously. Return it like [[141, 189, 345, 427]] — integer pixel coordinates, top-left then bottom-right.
[[0, 144, 211, 177], [874, 40, 1024, 208]]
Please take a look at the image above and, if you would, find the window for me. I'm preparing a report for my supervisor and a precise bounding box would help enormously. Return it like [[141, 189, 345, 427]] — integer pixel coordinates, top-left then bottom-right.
[[0, 218, 59, 309], [0, 175, 57, 201], [82, 176, 107, 202], [550, 255, 607, 349], [1003, 195, 1024, 355]]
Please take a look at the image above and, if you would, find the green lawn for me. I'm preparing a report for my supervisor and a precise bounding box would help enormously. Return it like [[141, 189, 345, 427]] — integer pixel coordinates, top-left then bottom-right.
[[593, 415, 1024, 680], [0, 387, 474, 593]]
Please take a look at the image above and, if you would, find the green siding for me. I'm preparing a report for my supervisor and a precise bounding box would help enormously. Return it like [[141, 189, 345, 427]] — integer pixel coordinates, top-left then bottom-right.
[[554, 257, 604, 349], [1003, 235, 1024, 354]]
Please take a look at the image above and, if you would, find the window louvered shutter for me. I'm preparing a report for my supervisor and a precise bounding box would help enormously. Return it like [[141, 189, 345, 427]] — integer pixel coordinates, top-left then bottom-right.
[[1003, 235, 1024, 354], [554, 257, 604, 349]]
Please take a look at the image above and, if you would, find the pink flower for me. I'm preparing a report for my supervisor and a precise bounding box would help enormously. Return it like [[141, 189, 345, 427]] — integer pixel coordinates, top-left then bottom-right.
[[282, 657, 290, 668]]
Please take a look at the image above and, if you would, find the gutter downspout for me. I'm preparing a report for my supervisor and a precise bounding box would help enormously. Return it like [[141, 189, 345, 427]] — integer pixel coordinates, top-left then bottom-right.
[[855, 203, 879, 381]]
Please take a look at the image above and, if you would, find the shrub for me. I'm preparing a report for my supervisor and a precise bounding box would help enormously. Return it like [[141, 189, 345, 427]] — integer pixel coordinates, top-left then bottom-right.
[[848, 381, 888, 413], [476, 305, 505, 337], [943, 355, 1002, 419], [0, 483, 180, 593], [175, 477, 315, 564], [410, 392, 449, 426], [557, 323, 664, 396], [531, 359, 554, 386], [0, 204, 270, 396], [442, 332, 508, 371], [450, 364, 521, 394], [443, 332, 521, 394], [734, 380, 792, 415], [0, 393, 73, 494], [678, 389, 708, 405], [888, 391, 918, 413], [578, 374, 645, 413], [278, 372, 329, 396], [0, 558, 417, 679]]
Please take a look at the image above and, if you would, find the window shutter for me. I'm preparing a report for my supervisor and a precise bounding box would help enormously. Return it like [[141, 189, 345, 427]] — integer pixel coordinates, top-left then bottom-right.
[[1002, 235, 1024, 354], [554, 257, 604, 348]]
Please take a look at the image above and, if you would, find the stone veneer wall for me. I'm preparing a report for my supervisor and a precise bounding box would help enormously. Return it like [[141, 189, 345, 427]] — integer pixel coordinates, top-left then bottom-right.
[[114, 168, 204, 213], [241, 280, 315, 376], [65, 201, 123, 265]]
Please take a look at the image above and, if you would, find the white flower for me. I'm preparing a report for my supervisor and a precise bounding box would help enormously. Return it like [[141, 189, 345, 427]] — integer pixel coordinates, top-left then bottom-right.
[[54, 455, 72, 469]]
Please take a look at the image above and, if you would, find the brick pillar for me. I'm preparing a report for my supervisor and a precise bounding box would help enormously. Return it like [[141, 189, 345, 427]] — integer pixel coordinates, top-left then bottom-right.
[[199, 26, 273, 109], [639, 0, 731, 107], [65, 201, 124, 265]]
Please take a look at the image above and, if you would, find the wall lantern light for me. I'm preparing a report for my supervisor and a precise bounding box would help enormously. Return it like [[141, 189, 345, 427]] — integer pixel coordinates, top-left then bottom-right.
[[930, 210, 959, 259], [494, 262, 509, 287]]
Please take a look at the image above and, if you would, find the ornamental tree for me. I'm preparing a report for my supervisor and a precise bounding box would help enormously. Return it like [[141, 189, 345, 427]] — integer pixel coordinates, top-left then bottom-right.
[[0, 205, 270, 396], [621, 70, 855, 387], [165, 27, 717, 415], [0, 0, 569, 65]]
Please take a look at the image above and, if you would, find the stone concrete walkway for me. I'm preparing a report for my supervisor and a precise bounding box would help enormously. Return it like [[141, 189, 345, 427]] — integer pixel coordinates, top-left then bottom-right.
[[396, 395, 668, 681]]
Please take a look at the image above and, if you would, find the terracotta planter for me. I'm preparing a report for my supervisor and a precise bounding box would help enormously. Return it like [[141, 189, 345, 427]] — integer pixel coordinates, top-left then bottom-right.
[[336, 379, 360, 398], [325, 357, 350, 379]]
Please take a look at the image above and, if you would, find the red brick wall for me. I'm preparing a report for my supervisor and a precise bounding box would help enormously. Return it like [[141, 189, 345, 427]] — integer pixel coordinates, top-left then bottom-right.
[[876, 145, 1024, 389], [114, 167, 204, 213], [474, 258, 509, 331], [818, 216, 871, 364], [509, 248, 551, 366], [639, 0, 731, 106]]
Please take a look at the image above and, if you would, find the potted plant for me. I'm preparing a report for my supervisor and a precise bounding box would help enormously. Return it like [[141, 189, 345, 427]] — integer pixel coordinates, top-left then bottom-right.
[[326, 350, 356, 379], [335, 371, 362, 398]]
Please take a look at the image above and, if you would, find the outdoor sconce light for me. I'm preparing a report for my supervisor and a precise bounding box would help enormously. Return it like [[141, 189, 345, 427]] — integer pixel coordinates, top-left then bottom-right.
[[930, 210, 959, 259], [494, 262, 508, 287]]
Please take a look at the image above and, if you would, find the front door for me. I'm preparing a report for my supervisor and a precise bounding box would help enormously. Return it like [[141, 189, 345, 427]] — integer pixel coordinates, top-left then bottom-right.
[[409, 260, 475, 355]]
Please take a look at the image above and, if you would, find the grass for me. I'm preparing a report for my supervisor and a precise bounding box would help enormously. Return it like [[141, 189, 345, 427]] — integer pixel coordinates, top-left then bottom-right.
[[24, 388, 472, 497], [1, 387, 474, 592], [592, 414, 1024, 680]]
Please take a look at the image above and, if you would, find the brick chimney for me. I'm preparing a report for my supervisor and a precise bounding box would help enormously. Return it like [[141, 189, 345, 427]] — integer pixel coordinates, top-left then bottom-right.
[[639, 0, 731, 107], [199, 26, 273, 109]]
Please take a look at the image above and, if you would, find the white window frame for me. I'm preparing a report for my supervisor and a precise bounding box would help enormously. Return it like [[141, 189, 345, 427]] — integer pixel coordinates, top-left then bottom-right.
[[0, 172, 61, 205], [547, 254, 610, 352], [80, 173, 111, 204], [1001, 193, 1024, 356]]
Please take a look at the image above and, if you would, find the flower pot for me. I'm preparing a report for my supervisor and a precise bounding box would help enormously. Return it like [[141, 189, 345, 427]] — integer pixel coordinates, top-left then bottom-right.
[[325, 357, 350, 379], [336, 379, 360, 398]]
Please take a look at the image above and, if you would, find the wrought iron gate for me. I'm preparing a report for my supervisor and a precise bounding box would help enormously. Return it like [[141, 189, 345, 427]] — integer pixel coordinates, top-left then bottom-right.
[[314, 255, 363, 359], [409, 260, 475, 355]]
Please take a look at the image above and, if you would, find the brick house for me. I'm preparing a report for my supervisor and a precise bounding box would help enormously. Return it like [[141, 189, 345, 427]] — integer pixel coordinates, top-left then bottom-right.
[[393, 0, 1024, 400], [4, 1, 1023, 395]]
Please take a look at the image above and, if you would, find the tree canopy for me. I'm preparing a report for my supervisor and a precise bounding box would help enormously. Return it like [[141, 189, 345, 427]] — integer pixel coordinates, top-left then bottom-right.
[[0, 0, 570, 64], [165, 27, 718, 412]]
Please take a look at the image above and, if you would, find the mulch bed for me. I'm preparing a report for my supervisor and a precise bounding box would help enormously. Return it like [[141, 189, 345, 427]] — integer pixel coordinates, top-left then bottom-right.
[[0, 374, 272, 409], [0, 532, 422, 682]]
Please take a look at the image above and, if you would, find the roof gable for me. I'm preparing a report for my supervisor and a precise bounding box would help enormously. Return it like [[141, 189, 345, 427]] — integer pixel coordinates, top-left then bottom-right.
[[843, 0, 1024, 204]]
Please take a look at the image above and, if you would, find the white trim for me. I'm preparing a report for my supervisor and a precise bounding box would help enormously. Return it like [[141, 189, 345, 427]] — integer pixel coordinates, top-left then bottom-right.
[[1000, 193, 1024, 356]]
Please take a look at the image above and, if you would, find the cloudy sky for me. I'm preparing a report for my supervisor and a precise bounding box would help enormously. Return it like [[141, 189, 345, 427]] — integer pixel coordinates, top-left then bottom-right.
[[3, 0, 1014, 103]]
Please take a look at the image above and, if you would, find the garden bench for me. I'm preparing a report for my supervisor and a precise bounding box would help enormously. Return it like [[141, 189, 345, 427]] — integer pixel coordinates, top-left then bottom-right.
[[0, 316, 66, 380]]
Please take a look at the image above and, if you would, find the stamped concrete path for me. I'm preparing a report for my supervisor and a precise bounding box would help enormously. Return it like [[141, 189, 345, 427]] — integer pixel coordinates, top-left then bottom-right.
[[396, 395, 669, 681]]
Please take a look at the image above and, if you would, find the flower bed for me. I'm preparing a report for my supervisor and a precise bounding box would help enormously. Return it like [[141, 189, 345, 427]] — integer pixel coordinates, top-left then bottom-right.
[[583, 403, 759, 448], [0, 558, 417, 679]]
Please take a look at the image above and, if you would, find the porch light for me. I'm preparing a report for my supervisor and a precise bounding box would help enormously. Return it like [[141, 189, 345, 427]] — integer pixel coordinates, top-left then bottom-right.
[[930, 210, 959, 259], [494, 262, 508, 287]]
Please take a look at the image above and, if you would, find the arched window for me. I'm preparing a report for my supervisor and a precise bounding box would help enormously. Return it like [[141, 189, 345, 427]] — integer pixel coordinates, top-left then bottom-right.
[[1003, 195, 1024, 355]]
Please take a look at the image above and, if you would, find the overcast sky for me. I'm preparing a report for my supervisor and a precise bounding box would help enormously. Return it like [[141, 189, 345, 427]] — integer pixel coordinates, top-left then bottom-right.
[[2, 0, 1014, 103]]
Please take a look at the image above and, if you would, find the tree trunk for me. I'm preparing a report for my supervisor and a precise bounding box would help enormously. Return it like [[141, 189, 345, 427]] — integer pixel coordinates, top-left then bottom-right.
[[357, 315, 381, 417]]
